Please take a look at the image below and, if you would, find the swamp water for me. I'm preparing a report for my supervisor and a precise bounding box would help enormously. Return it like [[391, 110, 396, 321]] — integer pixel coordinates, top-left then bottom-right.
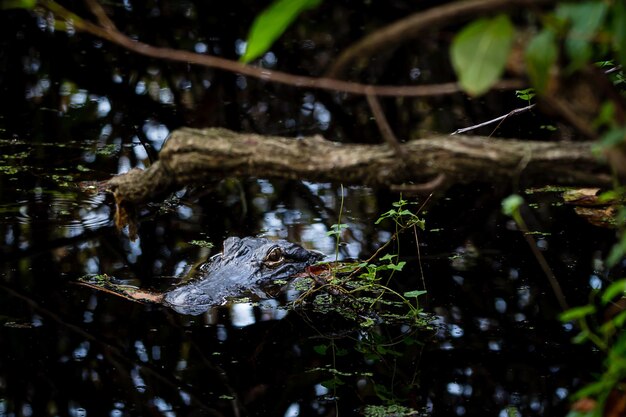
[[0, 3, 617, 416], [0, 133, 611, 416]]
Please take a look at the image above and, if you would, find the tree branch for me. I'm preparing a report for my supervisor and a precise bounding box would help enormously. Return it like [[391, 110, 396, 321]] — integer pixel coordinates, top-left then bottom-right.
[[106, 127, 611, 206], [38, 0, 524, 98], [365, 89, 404, 158], [326, 0, 556, 78]]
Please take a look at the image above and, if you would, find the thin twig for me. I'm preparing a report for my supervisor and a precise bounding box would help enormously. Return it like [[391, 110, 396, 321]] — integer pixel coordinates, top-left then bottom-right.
[[414, 222, 426, 292], [604, 65, 623, 75], [38, 0, 524, 98], [365, 88, 404, 158], [513, 214, 569, 311], [451, 104, 536, 135], [413, 192, 432, 293], [345, 193, 433, 281], [83, 0, 116, 30], [451, 65, 619, 137], [521, 228, 569, 311]]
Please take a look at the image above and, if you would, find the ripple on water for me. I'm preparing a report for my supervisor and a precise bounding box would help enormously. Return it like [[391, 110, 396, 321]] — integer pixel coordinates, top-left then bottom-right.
[[13, 191, 111, 233]]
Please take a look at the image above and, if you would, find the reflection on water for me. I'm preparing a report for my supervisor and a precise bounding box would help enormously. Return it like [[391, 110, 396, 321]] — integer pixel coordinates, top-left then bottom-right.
[[0, 160, 607, 416], [211, 301, 288, 327], [0, 125, 608, 416], [0, 3, 614, 415], [15, 192, 110, 231], [0, 154, 607, 414]]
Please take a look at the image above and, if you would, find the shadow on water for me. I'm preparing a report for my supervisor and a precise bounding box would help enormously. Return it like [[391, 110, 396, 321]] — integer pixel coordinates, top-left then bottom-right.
[[0, 156, 611, 416], [0, 2, 617, 416]]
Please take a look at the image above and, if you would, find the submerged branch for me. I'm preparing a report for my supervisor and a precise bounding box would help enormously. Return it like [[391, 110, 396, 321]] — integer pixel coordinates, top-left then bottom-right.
[[107, 127, 610, 206]]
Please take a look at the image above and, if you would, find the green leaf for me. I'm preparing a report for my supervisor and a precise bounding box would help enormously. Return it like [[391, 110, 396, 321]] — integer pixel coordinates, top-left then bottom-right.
[[599, 127, 626, 148], [515, 88, 536, 102], [571, 329, 591, 344], [387, 261, 406, 272], [392, 199, 408, 207], [450, 14, 515, 96], [335, 348, 349, 356], [404, 290, 427, 298], [559, 305, 597, 322], [525, 29, 558, 94], [556, 1, 608, 70], [0, 0, 36, 9], [360, 317, 375, 328], [313, 344, 328, 355], [593, 102, 616, 130], [326, 223, 349, 237], [613, 1, 626, 67], [601, 279, 626, 305], [501, 194, 524, 217], [606, 235, 626, 268], [413, 218, 426, 230], [375, 209, 397, 224], [574, 378, 614, 398], [241, 0, 321, 63], [379, 253, 398, 262]]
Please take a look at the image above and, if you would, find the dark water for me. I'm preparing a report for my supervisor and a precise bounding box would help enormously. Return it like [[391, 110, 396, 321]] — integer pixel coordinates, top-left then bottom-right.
[[0, 2, 615, 417]]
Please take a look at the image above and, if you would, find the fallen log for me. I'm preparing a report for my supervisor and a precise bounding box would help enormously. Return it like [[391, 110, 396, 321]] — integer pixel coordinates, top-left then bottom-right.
[[107, 127, 611, 205]]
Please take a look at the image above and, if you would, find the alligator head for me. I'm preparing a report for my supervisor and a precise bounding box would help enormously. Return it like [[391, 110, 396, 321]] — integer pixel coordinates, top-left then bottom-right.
[[163, 237, 323, 315]]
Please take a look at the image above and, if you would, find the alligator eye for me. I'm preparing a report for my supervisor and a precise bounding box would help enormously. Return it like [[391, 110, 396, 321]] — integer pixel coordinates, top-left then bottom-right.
[[263, 247, 285, 268]]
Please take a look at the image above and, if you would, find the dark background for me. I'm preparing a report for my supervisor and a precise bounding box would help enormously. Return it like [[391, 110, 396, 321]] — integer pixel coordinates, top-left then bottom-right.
[[0, 1, 614, 416]]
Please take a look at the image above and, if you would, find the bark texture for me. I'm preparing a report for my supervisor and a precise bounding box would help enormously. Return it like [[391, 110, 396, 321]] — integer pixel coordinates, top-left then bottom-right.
[[107, 127, 610, 205]]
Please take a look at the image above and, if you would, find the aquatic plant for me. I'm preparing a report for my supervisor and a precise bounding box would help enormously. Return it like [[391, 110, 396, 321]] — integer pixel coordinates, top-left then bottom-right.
[[289, 195, 430, 414], [293, 196, 429, 329], [560, 278, 626, 417]]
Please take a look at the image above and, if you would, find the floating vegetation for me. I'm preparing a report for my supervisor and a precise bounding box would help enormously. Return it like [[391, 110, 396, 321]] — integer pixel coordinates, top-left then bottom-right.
[[0, 165, 20, 175], [95, 143, 119, 156], [189, 240, 214, 248], [289, 266, 431, 329], [525, 185, 575, 194], [362, 404, 423, 417]]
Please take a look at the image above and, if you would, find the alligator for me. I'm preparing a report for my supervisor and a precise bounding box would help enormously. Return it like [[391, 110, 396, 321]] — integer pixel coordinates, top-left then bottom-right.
[[79, 237, 323, 315], [164, 236, 323, 315]]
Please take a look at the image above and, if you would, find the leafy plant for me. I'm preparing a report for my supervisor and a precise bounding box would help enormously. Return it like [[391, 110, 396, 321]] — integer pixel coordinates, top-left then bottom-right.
[[515, 88, 536, 104], [291, 196, 431, 339], [560, 279, 626, 416], [292, 196, 431, 409], [452, 1, 625, 97]]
